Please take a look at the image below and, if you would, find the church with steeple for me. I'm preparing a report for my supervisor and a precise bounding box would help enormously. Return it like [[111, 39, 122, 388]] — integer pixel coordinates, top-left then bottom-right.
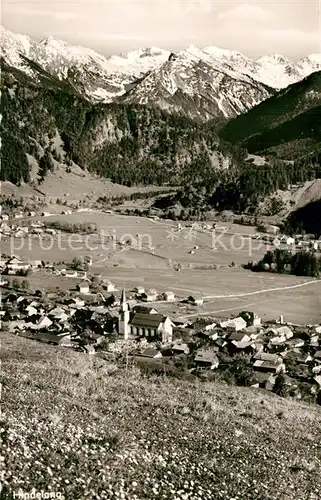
[[117, 288, 173, 343], [118, 288, 130, 340]]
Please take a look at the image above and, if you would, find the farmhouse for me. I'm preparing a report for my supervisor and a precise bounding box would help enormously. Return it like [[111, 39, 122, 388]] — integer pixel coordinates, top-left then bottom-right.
[[164, 291, 175, 302], [141, 290, 158, 302], [77, 282, 90, 295]]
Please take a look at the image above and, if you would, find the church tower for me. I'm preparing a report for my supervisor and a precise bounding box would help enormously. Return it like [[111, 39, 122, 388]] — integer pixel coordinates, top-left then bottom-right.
[[118, 288, 130, 339]]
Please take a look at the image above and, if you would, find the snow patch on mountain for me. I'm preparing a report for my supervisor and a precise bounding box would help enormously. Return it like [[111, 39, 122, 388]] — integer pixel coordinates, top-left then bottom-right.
[[1, 25, 320, 118]]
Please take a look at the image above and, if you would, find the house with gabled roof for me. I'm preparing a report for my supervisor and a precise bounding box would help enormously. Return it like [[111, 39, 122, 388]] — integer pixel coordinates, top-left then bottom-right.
[[194, 349, 219, 369], [220, 316, 247, 332]]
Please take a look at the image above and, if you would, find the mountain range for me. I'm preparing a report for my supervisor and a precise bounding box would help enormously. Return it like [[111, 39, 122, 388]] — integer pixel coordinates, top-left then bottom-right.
[[1, 26, 321, 122], [1, 26, 321, 220]]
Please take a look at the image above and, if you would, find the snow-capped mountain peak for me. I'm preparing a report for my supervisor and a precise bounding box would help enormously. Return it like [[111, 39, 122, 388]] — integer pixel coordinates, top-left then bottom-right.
[[1, 25, 320, 118]]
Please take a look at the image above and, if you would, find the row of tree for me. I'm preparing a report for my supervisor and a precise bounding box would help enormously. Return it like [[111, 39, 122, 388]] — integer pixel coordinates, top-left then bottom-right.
[[248, 249, 321, 278]]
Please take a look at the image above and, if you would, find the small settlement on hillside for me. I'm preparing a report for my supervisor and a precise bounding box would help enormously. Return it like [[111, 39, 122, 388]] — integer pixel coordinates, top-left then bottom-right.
[[1, 256, 321, 403]]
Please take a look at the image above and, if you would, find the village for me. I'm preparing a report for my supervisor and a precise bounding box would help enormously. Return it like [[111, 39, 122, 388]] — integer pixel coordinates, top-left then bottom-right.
[[1, 248, 321, 405]]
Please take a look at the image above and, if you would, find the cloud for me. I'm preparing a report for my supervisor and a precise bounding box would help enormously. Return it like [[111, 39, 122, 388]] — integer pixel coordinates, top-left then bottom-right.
[[262, 28, 320, 45], [3, 6, 81, 21], [218, 4, 273, 22]]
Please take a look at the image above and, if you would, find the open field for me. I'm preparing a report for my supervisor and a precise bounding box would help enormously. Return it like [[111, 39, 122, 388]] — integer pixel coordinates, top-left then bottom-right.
[[2, 332, 321, 500], [3, 212, 320, 324], [1, 163, 175, 210]]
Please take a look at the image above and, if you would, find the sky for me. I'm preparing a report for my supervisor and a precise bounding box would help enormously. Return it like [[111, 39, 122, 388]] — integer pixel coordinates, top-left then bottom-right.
[[2, 0, 320, 59]]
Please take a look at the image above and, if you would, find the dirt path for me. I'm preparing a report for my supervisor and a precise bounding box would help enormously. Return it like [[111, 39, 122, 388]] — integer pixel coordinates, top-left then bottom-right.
[[203, 278, 321, 300]]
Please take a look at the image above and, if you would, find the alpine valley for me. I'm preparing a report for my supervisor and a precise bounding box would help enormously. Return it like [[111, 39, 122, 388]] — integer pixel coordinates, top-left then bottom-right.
[[1, 26, 321, 225]]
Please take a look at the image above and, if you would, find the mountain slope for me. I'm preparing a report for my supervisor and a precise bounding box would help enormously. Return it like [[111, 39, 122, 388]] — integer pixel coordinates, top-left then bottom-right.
[[2, 26, 320, 122], [3, 332, 321, 500], [118, 46, 273, 122], [219, 71, 321, 158], [0, 26, 170, 103], [1, 62, 241, 186]]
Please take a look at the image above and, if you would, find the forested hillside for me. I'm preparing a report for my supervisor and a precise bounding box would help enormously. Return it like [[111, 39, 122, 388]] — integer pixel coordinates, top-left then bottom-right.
[[1, 62, 242, 186], [219, 71, 321, 159], [2, 62, 321, 216]]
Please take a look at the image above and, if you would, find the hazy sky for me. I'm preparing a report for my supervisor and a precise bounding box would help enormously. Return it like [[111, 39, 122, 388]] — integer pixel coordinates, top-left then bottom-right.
[[2, 0, 320, 59]]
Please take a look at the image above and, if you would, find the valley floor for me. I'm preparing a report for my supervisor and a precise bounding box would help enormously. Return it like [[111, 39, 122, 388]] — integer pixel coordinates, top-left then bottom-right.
[[1, 332, 321, 500], [2, 212, 320, 324]]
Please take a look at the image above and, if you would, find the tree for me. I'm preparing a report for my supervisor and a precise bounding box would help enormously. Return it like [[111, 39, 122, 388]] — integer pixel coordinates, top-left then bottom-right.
[[70, 257, 83, 271], [11, 279, 20, 290], [273, 372, 287, 398], [20, 280, 29, 290]]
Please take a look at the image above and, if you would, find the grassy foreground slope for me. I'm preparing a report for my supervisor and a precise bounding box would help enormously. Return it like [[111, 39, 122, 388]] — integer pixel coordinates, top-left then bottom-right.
[[1, 332, 321, 500]]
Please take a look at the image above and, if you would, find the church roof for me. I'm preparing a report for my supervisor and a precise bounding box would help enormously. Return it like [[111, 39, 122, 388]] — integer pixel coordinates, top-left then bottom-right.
[[130, 313, 167, 328]]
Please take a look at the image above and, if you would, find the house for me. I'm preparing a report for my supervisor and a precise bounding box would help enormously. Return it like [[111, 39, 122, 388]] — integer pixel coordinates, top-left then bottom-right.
[[230, 341, 254, 353], [228, 331, 251, 343], [64, 270, 78, 278], [267, 326, 293, 345], [251, 372, 276, 391], [26, 305, 38, 317], [6, 257, 31, 272], [8, 321, 27, 333], [188, 296, 204, 307], [310, 335, 319, 347], [45, 228, 56, 235], [253, 359, 285, 374], [285, 236, 295, 246], [141, 290, 158, 302], [37, 315, 53, 329], [134, 286, 145, 295], [49, 307, 69, 322], [254, 352, 282, 363], [139, 348, 162, 359], [77, 282, 90, 295], [194, 349, 219, 369], [164, 291, 175, 302], [172, 343, 190, 355], [132, 305, 158, 315], [220, 317, 247, 332], [103, 280, 117, 292], [286, 338, 305, 349]]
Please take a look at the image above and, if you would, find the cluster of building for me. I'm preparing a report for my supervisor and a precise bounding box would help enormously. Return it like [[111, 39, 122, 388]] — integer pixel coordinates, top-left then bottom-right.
[[252, 232, 321, 252], [2, 278, 321, 401], [0, 218, 56, 239]]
